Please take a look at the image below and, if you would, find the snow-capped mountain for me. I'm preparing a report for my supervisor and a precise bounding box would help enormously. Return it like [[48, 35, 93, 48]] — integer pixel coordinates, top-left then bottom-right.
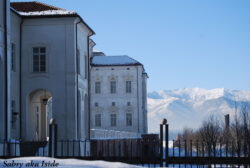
[[147, 88, 250, 135]]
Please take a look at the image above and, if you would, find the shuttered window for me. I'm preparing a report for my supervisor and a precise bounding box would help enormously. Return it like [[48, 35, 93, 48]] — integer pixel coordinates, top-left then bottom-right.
[[95, 114, 101, 127], [111, 114, 116, 126], [110, 81, 116, 94], [33, 47, 46, 72], [126, 81, 132, 93]]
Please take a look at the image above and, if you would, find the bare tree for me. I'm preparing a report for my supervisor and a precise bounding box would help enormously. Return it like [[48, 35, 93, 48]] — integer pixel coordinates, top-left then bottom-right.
[[198, 115, 221, 156], [180, 127, 196, 155], [231, 101, 245, 156], [240, 102, 250, 155]]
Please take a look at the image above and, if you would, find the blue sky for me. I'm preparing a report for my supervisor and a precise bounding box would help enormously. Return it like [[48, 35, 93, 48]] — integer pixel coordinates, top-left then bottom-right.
[[12, 0, 250, 92]]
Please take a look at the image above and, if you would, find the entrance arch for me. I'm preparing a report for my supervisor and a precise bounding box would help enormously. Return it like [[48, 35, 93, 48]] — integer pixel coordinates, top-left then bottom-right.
[[27, 89, 52, 141]]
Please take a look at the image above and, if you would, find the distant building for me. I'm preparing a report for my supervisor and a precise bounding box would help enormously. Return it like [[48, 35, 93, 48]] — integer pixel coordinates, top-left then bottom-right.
[[90, 54, 148, 134], [224, 114, 230, 129], [92, 49, 105, 57]]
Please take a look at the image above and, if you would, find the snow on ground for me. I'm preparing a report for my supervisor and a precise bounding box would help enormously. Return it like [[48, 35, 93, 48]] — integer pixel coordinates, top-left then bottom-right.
[[0, 157, 142, 168]]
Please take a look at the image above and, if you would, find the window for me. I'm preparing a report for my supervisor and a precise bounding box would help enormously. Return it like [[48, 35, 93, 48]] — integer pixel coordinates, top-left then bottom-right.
[[33, 47, 46, 72], [95, 81, 101, 94], [110, 81, 116, 94], [110, 114, 116, 126], [126, 81, 132, 93], [127, 102, 131, 106], [11, 100, 16, 129], [95, 114, 101, 127], [95, 102, 98, 107], [126, 113, 132, 126], [11, 43, 16, 71], [112, 102, 115, 106]]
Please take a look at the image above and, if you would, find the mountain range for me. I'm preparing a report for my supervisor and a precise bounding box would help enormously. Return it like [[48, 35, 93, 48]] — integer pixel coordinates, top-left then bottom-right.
[[147, 88, 250, 137]]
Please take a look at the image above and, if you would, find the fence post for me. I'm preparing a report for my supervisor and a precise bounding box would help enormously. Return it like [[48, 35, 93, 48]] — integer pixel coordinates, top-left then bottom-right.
[[185, 140, 187, 157], [226, 141, 228, 157], [190, 140, 192, 157], [248, 141, 250, 158], [49, 122, 52, 157], [219, 140, 222, 157], [179, 140, 181, 158], [160, 118, 168, 167], [165, 120, 168, 160], [202, 141, 204, 157], [196, 140, 199, 157], [231, 141, 234, 157], [3, 140, 6, 156], [55, 124, 58, 157], [61, 140, 63, 157], [78, 140, 80, 157], [73, 140, 75, 157], [160, 123, 163, 167], [49, 118, 58, 157], [165, 122, 169, 168], [173, 140, 174, 157], [84, 140, 87, 157]]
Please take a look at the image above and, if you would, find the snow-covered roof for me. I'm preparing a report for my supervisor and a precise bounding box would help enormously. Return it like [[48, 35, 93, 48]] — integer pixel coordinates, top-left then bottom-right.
[[11, 2, 76, 16], [10, 1, 95, 34], [91, 56, 142, 66], [18, 10, 75, 16]]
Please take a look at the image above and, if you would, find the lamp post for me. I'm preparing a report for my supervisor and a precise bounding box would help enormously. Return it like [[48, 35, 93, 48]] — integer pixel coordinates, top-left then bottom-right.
[[42, 90, 48, 105]]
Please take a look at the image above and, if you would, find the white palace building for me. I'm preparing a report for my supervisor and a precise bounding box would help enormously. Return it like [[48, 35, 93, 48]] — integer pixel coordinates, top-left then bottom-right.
[[0, 0, 148, 149], [90, 52, 148, 137]]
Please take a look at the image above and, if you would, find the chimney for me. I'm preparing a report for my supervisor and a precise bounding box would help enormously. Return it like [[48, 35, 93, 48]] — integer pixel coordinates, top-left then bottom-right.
[[225, 114, 230, 129]]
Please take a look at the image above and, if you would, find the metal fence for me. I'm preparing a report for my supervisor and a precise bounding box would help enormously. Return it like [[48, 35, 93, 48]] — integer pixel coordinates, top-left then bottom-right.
[[1, 120, 250, 167], [160, 121, 250, 167]]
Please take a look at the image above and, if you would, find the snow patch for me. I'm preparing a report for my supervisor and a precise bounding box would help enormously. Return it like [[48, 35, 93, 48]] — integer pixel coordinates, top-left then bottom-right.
[[0, 157, 142, 168]]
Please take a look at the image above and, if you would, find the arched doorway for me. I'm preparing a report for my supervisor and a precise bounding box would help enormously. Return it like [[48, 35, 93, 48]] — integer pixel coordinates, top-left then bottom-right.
[[27, 89, 52, 141]]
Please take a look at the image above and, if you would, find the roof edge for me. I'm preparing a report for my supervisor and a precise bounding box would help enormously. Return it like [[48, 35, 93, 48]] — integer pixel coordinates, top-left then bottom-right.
[[91, 63, 143, 67], [76, 14, 95, 35], [10, 2, 95, 35]]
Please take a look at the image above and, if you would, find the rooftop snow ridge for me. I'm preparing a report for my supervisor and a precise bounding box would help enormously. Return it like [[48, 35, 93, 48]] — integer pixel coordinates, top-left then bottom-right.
[[19, 10, 75, 16], [91, 55, 142, 66]]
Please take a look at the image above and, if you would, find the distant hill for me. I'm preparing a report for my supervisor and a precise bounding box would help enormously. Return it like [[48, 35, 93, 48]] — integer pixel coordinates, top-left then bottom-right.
[[147, 88, 250, 137]]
